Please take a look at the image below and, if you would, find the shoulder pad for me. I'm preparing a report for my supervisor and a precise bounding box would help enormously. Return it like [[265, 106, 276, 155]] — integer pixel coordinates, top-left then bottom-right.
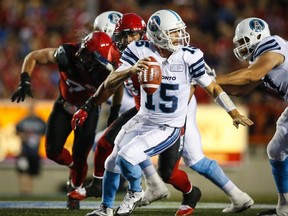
[[54, 45, 69, 66]]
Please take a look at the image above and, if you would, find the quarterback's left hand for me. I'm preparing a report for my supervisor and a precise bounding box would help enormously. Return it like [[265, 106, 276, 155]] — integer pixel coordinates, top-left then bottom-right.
[[71, 109, 88, 130], [230, 110, 254, 128]]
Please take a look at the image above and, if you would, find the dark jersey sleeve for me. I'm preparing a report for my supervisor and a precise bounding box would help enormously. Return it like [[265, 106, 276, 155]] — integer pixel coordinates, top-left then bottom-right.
[[54, 43, 78, 71], [54, 45, 69, 71]]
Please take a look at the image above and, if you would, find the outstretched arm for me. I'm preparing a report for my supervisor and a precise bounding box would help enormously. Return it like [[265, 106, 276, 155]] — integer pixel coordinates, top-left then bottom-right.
[[21, 48, 57, 76], [220, 82, 261, 97], [216, 52, 284, 86], [11, 48, 57, 103]]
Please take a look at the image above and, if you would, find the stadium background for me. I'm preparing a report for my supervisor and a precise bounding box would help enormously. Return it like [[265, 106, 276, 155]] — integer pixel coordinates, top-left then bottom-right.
[[0, 0, 287, 203]]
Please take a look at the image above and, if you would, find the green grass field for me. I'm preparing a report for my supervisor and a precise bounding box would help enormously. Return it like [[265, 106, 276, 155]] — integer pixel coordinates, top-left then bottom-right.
[[0, 198, 275, 216], [0, 192, 277, 216], [0, 207, 270, 216]]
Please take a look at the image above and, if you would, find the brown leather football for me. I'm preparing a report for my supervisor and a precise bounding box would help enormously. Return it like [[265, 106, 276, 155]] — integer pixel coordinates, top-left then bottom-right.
[[139, 56, 162, 95]]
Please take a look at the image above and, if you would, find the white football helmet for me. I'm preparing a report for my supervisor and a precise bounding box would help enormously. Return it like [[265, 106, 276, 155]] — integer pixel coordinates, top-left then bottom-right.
[[147, 9, 190, 52], [93, 11, 123, 37], [233, 17, 271, 61]]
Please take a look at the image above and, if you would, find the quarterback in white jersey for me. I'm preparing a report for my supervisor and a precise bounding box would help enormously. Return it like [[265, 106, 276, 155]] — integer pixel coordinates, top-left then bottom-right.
[[216, 17, 288, 216]]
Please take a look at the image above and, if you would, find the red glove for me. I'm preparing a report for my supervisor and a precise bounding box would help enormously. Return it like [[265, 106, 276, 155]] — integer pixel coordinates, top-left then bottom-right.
[[71, 109, 88, 130]]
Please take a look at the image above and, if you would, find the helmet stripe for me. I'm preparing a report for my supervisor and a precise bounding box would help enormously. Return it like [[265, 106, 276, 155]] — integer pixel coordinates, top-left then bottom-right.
[[166, 9, 181, 21]]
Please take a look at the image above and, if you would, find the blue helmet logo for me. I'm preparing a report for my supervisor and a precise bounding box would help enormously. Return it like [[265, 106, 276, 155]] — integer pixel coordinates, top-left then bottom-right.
[[108, 13, 122, 24], [249, 19, 265, 32], [148, 16, 160, 32]]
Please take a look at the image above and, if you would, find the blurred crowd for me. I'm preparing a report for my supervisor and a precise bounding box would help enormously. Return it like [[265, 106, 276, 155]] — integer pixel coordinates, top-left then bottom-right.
[[1, 0, 288, 145]]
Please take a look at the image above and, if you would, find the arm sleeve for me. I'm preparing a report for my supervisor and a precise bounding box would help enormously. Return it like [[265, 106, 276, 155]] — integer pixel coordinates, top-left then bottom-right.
[[54, 45, 69, 69], [183, 47, 212, 87]]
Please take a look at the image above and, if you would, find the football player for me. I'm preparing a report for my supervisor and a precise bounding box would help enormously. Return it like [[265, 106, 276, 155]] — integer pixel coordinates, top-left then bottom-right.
[[71, 9, 253, 216], [11, 31, 113, 210], [216, 17, 288, 216]]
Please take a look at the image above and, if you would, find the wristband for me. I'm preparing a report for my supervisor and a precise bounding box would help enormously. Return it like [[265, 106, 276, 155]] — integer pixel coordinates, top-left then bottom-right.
[[21, 72, 31, 84], [214, 92, 236, 112], [110, 104, 121, 114], [81, 96, 95, 112]]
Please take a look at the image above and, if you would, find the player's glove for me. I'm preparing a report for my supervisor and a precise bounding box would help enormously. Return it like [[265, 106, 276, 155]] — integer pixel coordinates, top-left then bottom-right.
[[71, 109, 88, 130], [107, 104, 121, 126], [71, 97, 94, 130], [11, 72, 33, 103]]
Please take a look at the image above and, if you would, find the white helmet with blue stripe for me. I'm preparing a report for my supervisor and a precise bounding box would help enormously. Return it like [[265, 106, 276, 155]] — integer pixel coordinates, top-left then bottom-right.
[[233, 17, 271, 61], [93, 11, 123, 37], [147, 9, 190, 52]]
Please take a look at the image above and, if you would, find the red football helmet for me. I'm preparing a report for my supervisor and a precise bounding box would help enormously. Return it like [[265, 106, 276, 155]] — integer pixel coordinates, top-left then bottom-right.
[[77, 31, 113, 72], [113, 13, 146, 52]]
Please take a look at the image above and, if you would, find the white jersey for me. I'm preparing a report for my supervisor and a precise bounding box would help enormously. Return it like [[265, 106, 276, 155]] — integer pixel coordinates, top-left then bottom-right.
[[116, 40, 212, 127], [251, 35, 288, 101]]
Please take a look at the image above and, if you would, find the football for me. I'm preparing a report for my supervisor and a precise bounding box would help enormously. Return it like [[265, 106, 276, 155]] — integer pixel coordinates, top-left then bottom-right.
[[139, 56, 162, 95]]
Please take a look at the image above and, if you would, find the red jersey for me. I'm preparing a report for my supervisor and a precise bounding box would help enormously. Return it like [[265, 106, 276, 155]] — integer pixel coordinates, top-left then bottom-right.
[[55, 43, 110, 106]]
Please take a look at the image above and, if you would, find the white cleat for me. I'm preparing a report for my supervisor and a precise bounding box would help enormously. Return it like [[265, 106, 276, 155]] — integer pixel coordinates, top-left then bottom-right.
[[223, 192, 254, 213], [86, 203, 114, 216], [138, 174, 170, 206], [115, 190, 144, 215]]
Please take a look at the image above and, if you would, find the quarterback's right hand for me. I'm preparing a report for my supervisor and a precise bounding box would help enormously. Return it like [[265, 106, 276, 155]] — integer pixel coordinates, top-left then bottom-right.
[[11, 72, 33, 103], [71, 109, 88, 130]]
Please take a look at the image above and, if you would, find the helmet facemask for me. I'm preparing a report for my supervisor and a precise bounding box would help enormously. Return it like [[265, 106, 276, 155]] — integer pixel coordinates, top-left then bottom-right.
[[233, 36, 253, 61], [76, 31, 112, 73], [76, 47, 103, 73]]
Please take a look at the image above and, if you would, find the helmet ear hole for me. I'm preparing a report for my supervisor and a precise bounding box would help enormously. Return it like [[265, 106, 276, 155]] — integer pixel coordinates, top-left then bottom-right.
[[257, 34, 261, 40]]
